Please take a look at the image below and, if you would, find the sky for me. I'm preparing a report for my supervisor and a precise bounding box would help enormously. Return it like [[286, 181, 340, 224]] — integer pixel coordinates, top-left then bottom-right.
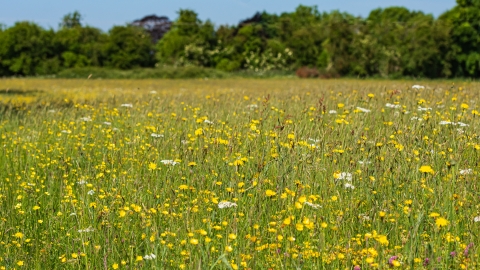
[[0, 0, 457, 31]]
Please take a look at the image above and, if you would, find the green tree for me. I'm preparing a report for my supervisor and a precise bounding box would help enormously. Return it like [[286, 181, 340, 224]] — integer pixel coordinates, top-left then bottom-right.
[[55, 25, 107, 68], [156, 9, 217, 66], [103, 25, 154, 69], [440, 0, 480, 76], [0, 22, 59, 76], [60, 11, 83, 29]]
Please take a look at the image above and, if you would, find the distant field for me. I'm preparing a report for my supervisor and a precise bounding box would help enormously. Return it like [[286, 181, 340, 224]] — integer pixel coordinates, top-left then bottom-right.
[[0, 78, 478, 269]]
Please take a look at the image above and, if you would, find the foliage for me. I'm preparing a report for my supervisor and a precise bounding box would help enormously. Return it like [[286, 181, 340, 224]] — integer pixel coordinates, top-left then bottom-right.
[[3, 2, 480, 78]]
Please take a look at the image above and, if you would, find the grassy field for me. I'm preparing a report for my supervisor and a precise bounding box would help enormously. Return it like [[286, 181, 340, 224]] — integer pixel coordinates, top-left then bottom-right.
[[0, 78, 479, 269]]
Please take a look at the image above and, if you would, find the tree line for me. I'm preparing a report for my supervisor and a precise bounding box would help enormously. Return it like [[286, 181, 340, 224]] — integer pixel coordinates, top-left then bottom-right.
[[1, 1, 480, 78]]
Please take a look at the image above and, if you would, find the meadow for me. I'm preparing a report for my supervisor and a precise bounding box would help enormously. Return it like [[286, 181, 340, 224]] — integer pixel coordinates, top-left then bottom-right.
[[0, 78, 478, 269]]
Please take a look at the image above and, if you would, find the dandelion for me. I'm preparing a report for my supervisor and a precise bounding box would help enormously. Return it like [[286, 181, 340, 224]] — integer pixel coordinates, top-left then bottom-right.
[[435, 217, 449, 228], [148, 163, 157, 170], [419, 165, 434, 174], [218, 201, 237, 209], [265, 190, 277, 197]]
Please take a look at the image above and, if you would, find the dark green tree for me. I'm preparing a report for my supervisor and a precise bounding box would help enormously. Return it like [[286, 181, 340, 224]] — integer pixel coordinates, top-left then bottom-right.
[[440, 0, 480, 76], [103, 25, 155, 69], [60, 11, 83, 29], [0, 22, 59, 76]]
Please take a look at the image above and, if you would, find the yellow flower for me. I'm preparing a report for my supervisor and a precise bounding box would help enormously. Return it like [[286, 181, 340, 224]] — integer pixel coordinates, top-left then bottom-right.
[[112, 263, 119, 269], [118, 210, 126, 218], [14, 232, 23, 239], [435, 217, 449, 228], [188, 162, 197, 167], [368, 93, 375, 98], [228, 234, 237, 240], [265, 190, 276, 197], [33, 205, 40, 210], [190, 239, 199, 245], [461, 103, 469, 110], [179, 185, 188, 190], [148, 162, 157, 170], [429, 212, 440, 218], [17, 261, 24, 266], [337, 103, 345, 108], [225, 246, 233, 252], [295, 223, 304, 231], [194, 128, 203, 136], [419, 165, 434, 174]]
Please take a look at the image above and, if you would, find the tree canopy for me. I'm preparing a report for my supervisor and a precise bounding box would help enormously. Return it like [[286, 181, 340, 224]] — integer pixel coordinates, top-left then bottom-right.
[[1, 3, 479, 78]]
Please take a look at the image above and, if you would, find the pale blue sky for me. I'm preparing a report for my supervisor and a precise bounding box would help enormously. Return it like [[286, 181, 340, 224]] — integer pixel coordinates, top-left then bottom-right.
[[0, 0, 457, 31]]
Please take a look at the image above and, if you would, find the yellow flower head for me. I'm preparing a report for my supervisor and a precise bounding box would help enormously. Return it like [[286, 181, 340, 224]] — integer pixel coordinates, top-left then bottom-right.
[[419, 165, 434, 174]]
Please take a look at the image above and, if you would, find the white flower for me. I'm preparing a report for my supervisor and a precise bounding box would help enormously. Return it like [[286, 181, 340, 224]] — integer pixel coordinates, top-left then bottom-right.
[[204, 119, 214, 124], [218, 201, 237, 209], [474, 216, 480, 222], [121, 103, 133, 108], [459, 169, 473, 175], [418, 106, 432, 111], [356, 107, 371, 113], [151, 133, 164, 138], [87, 190, 95, 195], [304, 201, 322, 209], [328, 110, 337, 114], [246, 104, 258, 110], [308, 138, 320, 143], [149, 91, 157, 94], [344, 183, 355, 190], [61, 130, 71, 134], [385, 103, 401, 109], [412, 85, 425, 89], [410, 117, 423, 121], [335, 172, 352, 181], [77, 180, 88, 185], [457, 122, 469, 127], [78, 226, 95, 233], [457, 128, 465, 134], [439, 121, 453, 125], [358, 160, 371, 165], [69, 212, 77, 216], [80, 116, 92, 122], [181, 140, 189, 145], [143, 253, 156, 260], [161, 160, 179, 166], [103, 121, 112, 125], [47, 109, 56, 113]]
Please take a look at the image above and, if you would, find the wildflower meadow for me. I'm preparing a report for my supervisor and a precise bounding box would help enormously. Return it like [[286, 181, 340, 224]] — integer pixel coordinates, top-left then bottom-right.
[[0, 78, 479, 269]]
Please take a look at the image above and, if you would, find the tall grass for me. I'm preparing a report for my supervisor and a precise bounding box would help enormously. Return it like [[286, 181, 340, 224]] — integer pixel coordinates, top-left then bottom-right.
[[0, 79, 478, 269]]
